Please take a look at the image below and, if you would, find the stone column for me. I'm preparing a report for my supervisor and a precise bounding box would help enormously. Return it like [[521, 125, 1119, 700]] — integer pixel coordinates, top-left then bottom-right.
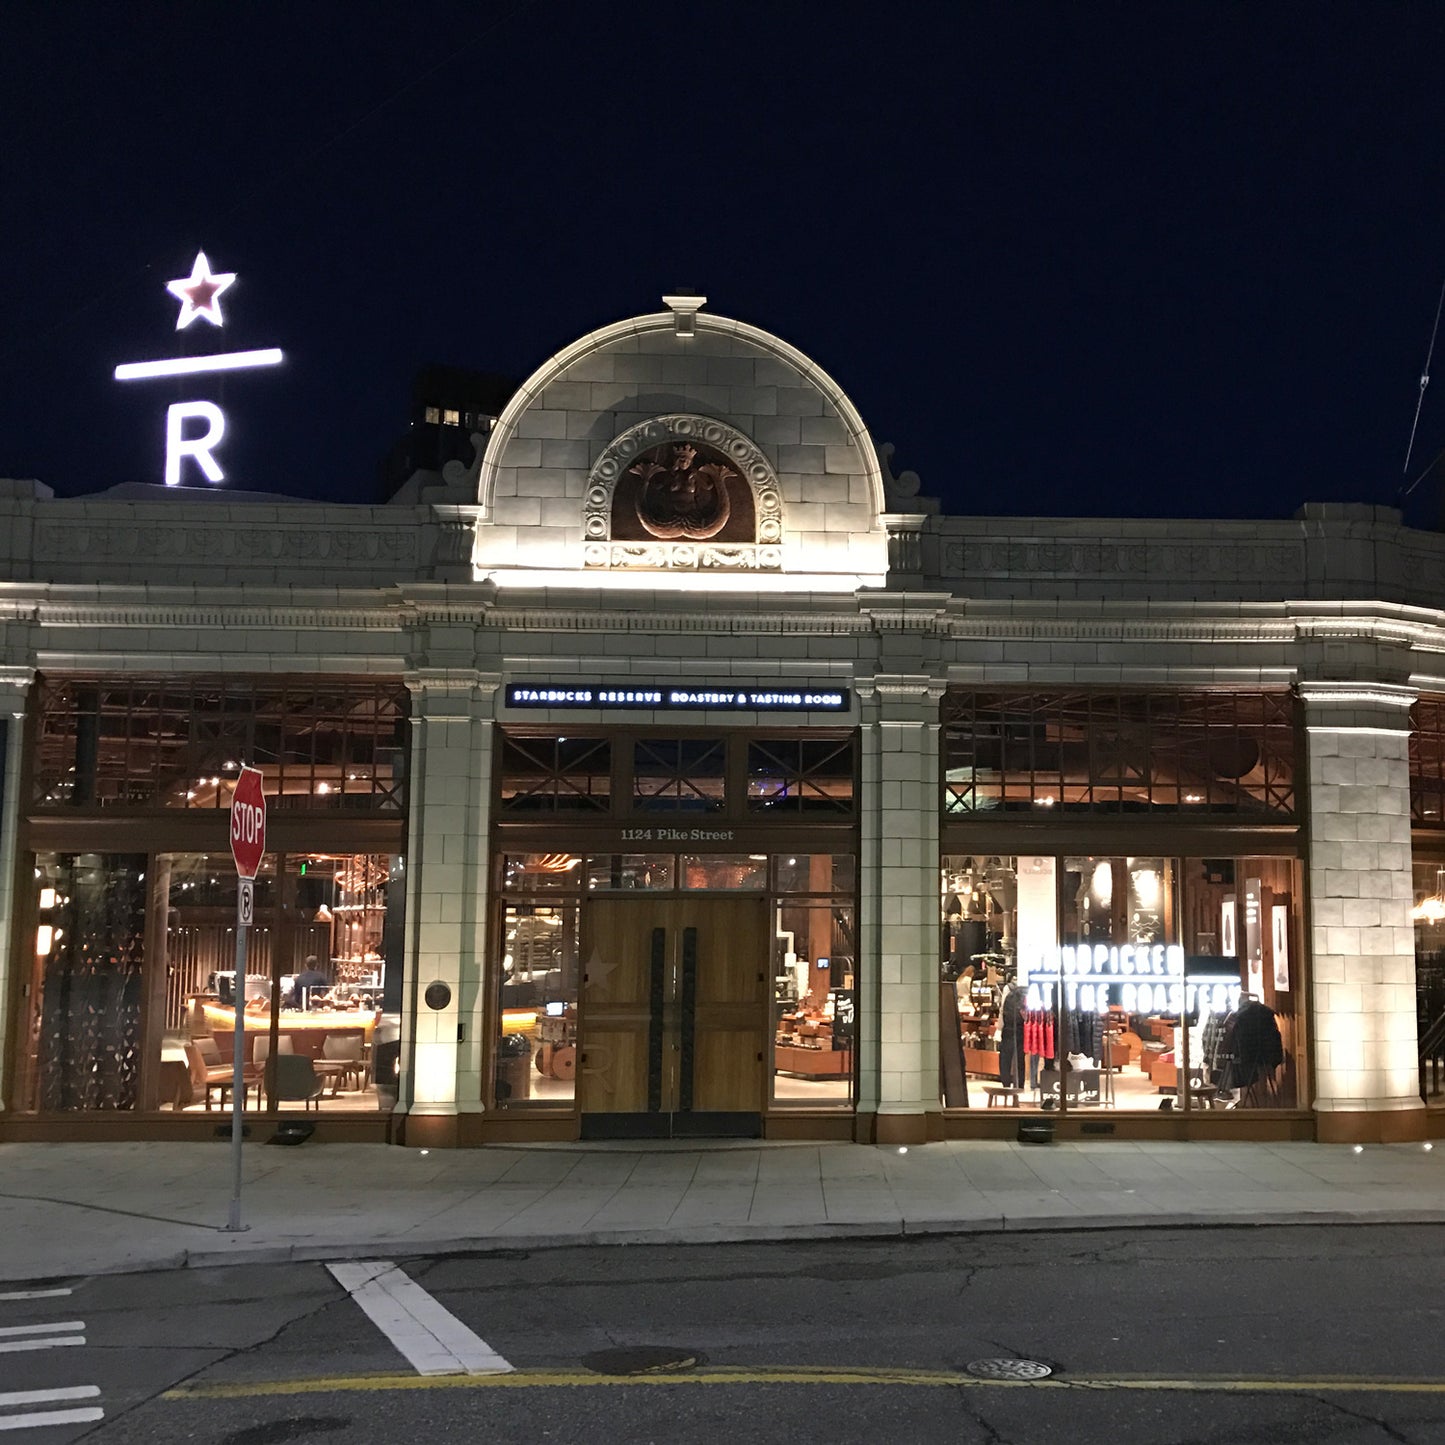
[[1301, 681, 1425, 1142], [0, 675, 31, 1113], [858, 677, 941, 1145], [398, 669, 496, 1146]]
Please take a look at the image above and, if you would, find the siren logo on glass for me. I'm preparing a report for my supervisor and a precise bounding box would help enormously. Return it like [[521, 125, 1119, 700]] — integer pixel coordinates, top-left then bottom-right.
[[504, 684, 849, 712]]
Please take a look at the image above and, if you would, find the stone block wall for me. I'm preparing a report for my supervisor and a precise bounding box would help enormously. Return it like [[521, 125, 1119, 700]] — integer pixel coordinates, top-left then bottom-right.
[[472, 312, 887, 581], [399, 671, 494, 1143], [860, 679, 940, 1144], [1302, 682, 1425, 1141]]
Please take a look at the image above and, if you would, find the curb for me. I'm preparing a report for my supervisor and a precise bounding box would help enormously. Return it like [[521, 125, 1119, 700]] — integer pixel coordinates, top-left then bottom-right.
[[8, 1208, 1445, 1285]]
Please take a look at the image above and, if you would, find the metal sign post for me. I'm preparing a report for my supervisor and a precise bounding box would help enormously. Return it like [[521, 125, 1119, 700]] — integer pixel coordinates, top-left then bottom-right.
[[224, 765, 267, 1234]]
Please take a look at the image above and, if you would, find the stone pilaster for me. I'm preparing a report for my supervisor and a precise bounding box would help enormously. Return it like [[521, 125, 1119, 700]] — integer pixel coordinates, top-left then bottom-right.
[[0, 673, 30, 1113], [398, 669, 497, 1146], [1301, 682, 1425, 1142], [858, 676, 941, 1144]]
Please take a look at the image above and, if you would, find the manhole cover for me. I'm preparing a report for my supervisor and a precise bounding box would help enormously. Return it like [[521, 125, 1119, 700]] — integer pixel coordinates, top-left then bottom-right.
[[581, 1346, 703, 1376], [965, 1358, 1053, 1381]]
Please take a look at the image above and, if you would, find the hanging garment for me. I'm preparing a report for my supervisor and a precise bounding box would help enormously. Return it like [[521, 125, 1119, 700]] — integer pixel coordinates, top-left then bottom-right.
[[998, 987, 1025, 1088], [1231, 1000, 1284, 1087], [1025, 1008, 1055, 1060]]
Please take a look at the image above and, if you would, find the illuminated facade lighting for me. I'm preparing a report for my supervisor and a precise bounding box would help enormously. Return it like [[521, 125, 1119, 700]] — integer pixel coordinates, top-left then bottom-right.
[[114, 348, 283, 381], [166, 251, 236, 328]]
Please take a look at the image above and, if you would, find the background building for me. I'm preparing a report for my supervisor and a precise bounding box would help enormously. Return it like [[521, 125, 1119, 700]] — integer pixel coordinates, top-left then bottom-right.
[[1, 297, 1442, 1147]]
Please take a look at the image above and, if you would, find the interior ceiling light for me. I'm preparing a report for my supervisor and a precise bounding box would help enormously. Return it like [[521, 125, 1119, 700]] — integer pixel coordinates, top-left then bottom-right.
[[1091, 860, 1114, 907], [1414, 868, 1445, 923]]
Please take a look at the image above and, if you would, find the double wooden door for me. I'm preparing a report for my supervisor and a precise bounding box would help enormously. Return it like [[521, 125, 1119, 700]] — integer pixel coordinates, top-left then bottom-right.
[[579, 897, 767, 1138]]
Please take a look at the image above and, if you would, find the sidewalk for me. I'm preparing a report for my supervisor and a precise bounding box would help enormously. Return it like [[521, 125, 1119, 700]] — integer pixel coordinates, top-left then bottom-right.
[[2, 1137, 1443, 1283]]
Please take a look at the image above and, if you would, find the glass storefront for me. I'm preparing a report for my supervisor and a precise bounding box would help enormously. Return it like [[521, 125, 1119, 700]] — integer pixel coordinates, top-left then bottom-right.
[[493, 850, 857, 1111], [1411, 699, 1445, 1105], [14, 676, 408, 1120], [21, 850, 402, 1116], [492, 727, 859, 1128], [1413, 859, 1445, 1104], [941, 853, 1302, 1112]]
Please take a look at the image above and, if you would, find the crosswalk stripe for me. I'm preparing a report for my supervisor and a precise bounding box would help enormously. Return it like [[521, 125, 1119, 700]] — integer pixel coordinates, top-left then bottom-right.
[[327, 1261, 512, 1377], [0, 1323, 83, 1339], [0, 1388, 100, 1408], [0, 1291, 71, 1303], [0, 1408, 104, 1432], [0, 1339, 84, 1355]]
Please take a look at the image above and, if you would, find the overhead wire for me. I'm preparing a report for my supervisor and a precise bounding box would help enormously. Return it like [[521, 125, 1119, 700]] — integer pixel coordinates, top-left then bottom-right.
[[1400, 277, 1445, 499]]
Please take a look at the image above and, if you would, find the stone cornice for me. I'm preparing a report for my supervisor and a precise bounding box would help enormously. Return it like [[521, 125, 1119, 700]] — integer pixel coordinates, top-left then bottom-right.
[[9, 577, 1445, 655], [482, 608, 873, 636], [30, 604, 402, 631], [34, 653, 403, 676]]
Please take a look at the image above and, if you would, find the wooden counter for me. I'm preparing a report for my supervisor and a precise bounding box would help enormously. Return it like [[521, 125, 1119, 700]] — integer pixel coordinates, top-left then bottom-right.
[[200, 1003, 376, 1061], [774, 1044, 853, 1078]]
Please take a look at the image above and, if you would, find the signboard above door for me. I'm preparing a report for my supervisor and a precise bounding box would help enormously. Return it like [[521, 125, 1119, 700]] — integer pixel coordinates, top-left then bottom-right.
[[504, 684, 850, 713]]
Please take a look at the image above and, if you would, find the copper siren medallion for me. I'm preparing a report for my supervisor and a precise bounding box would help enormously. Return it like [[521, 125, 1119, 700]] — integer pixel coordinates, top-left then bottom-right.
[[628, 442, 736, 540]]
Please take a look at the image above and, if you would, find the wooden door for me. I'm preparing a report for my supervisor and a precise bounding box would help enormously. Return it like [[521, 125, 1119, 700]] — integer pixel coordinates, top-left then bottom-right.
[[578, 899, 663, 1116], [682, 897, 767, 1116], [579, 896, 767, 1135]]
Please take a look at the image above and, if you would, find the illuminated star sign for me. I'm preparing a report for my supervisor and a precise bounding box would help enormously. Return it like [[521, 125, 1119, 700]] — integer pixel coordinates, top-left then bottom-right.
[[166, 251, 236, 329]]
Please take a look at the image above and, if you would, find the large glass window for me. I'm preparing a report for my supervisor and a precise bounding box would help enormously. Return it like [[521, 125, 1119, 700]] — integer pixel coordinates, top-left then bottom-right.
[[632, 738, 726, 813], [30, 677, 408, 812], [747, 739, 855, 814], [152, 852, 397, 1116], [1413, 860, 1445, 1103], [22, 849, 399, 1117], [499, 736, 611, 813], [773, 880, 855, 1106], [25, 853, 147, 1111], [496, 730, 856, 819], [941, 853, 1300, 1113], [497, 902, 580, 1108], [943, 691, 1296, 816]]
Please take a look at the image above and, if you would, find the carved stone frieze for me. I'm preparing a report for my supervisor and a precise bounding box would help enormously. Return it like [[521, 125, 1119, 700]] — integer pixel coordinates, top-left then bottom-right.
[[582, 541, 783, 571]]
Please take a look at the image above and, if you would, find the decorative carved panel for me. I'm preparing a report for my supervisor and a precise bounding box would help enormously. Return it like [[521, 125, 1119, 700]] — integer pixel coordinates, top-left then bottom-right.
[[584, 415, 782, 571]]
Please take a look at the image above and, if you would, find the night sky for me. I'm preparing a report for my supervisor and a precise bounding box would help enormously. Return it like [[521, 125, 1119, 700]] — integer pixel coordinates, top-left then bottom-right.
[[4, 2, 1445, 525]]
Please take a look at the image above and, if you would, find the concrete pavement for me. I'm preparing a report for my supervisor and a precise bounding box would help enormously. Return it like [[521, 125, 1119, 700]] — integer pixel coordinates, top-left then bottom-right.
[[2, 1136, 1443, 1282]]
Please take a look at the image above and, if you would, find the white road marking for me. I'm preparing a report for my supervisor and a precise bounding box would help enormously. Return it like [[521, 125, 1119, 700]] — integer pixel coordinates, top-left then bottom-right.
[[0, 1291, 71, 1303], [327, 1261, 513, 1377], [0, 1388, 99, 1408], [0, 1339, 84, 1355], [0, 1408, 104, 1431], [0, 1323, 83, 1338]]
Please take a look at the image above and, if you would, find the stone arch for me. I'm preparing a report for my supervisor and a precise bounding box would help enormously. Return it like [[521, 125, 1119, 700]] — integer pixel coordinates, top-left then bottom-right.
[[581, 414, 784, 573], [475, 308, 887, 521]]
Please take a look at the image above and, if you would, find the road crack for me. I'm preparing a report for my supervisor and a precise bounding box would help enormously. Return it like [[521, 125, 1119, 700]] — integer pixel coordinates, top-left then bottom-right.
[[69, 1267, 347, 1442]]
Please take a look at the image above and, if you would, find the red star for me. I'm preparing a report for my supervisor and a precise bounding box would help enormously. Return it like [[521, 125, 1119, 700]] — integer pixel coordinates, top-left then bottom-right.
[[166, 251, 236, 329]]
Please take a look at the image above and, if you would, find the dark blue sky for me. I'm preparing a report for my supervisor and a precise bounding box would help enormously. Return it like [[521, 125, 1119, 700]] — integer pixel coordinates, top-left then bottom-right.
[[3, 1, 1444, 523]]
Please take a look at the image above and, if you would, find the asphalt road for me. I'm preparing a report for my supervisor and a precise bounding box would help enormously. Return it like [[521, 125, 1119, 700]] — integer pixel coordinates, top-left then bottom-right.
[[4, 1225, 1445, 1443]]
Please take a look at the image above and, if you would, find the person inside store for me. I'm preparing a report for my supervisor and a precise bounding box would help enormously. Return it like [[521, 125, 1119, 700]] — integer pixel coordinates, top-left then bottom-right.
[[293, 956, 330, 1009]]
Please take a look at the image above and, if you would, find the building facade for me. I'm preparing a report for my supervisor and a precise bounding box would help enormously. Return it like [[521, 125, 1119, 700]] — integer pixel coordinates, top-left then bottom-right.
[[2, 296, 1444, 1147]]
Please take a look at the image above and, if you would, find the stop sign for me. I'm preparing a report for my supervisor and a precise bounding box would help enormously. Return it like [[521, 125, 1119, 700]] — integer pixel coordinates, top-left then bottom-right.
[[230, 765, 267, 880]]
